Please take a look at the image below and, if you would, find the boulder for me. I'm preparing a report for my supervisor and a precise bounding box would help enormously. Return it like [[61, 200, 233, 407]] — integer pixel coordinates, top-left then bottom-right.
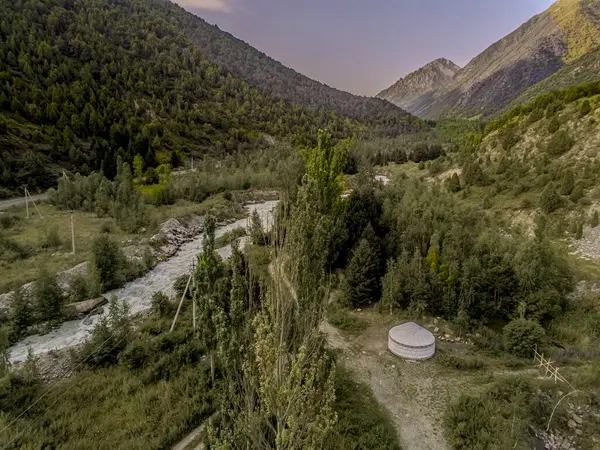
[[65, 297, 108, 315]]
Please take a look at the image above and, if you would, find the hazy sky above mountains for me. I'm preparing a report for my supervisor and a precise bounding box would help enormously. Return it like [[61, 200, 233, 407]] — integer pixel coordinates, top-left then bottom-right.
[[177, 0, 556, 96]]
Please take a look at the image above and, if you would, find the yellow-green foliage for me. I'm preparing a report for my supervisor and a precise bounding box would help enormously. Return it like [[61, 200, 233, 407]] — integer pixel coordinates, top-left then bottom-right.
[[550, 0, 600, 62]]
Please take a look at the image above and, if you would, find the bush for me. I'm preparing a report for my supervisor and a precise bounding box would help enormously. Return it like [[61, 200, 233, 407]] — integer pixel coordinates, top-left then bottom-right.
[[91, 235, 126, 291], [590, 210, 599, 228], [547, 116, 560, 134], [151, 292, 172, 317], [503, 319, 545, 358], [445, 377, 539, 450], [40, 226, 62, 249], [0, 235, 31, 262], [438, 353, 486, 370], [0, 214, 20, 230], [580, 99, 591, 117], [546, 130, 574, 156], [327, 307, 367, 334], [67, 273, 92, 302], [570, 184, 584, 203], [538, 185, 561, 213]]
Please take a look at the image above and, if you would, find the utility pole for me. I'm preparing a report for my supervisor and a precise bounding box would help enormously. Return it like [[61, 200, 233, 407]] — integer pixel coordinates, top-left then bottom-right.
[[70, 211, 75, 254], [26, 188, 43, 219], [63, 171, 75, 254], [23, 185, 29, 219]]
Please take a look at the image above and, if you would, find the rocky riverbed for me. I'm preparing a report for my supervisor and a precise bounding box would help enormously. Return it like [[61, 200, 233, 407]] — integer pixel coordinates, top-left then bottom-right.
[[8, 201, 278, 363]]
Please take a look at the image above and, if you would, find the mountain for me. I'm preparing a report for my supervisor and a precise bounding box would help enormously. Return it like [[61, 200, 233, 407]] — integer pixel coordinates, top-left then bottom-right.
[[402, 0, 600, 119], [172, 3, 416, 123], [376, 58, 460, 112], [0, 0, 425, 195], [508, 47, 600, 109]]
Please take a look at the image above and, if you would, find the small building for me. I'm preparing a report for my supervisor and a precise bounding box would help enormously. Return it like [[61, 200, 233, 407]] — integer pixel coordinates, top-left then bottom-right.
[[388, 322, 435, 360]]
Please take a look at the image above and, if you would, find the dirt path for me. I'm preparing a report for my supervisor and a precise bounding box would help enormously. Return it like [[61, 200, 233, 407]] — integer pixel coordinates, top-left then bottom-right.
[[321, 315, 450, 450]]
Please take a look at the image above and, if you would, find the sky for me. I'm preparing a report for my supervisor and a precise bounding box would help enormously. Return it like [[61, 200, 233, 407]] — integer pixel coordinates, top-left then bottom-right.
[[176, 0, 556, 96]]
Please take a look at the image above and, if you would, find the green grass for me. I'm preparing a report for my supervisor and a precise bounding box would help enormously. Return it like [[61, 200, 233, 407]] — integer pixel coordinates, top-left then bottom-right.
[[0, 194, 239, 293], [0, 311, 214, 450], [327, 307, 368, 334], [327, 365, 400, 450]]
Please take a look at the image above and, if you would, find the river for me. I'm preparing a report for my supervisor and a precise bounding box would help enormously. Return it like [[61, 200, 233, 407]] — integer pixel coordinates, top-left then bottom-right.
[[9, 201, 278, 363]]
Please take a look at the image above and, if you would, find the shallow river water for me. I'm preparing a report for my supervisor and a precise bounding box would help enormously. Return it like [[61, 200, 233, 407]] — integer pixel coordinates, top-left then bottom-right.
[[9, 201, 277, 363]]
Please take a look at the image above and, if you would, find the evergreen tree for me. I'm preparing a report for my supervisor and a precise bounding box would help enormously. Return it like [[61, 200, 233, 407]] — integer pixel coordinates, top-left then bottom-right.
[[91, 234, 126, 291], [170, 150, 181, 168], [249, 209, 264, 245], [0, 328, 9, 377], [133, 154, 144, 181], [345, 231, 381, 307], [547, 116, 560, 134], [580, 99, 591, 117], [34, 269, 64, 323], [10, 287, 33, 336], [447, 172, 461, 193], [193, 215, 225, 381], [560, 169, 575, 195]]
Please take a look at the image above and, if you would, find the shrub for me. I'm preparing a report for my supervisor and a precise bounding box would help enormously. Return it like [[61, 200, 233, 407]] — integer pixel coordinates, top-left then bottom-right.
[[503, 319, 545, 358], [546, 130, 574, 156], [145, 167, 159, 185], [538, 185, 561, 213], [327, 307, 367, 334], [570, 184, 584, 203], [547, 116, 560, 134], [151, 292, 172, 317], [173, 274, 191, 298], [590, 210, 599, 228], [91, 235, 126, 291], [0, 235, 31, 262], [40, 226, 62, 249], [0, 214, 19, 230], [438, 353, 486, 370], [446, 173, 461, 193], [580, 99, 591, 117], [67, 273, 92, 302]]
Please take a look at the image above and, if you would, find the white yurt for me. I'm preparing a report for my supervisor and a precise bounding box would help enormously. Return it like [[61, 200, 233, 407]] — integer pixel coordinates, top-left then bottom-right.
[[388, 322, 435, 360]]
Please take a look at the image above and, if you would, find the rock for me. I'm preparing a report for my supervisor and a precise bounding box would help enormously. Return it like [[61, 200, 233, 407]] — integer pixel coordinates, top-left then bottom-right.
[[434, 318, 439, 325], [568, 419, 577, 429], [456, 337, 461, 342], [445, 334, 450, 339], [572, 414, 583, 425], [434, 327, 439, 333], [356, 308, 362, 312], [65, 297, 107, 315], [575, 429, 582, 436]]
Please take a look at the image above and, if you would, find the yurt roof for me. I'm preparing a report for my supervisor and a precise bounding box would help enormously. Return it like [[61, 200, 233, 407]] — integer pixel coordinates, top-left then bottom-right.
[[389, 322, 435, 348]]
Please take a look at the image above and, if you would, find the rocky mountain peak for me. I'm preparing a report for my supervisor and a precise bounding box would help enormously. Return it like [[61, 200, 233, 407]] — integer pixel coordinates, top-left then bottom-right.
[[376, 58, 460, 111]]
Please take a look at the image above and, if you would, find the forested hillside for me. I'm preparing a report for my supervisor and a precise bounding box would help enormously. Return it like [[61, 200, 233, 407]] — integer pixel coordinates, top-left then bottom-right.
[[0, 0, 426, 196]]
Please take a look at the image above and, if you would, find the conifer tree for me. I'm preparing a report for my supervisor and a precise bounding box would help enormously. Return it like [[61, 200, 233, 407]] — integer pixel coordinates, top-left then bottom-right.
[[34, 269, 64, 323], [10, 287, 33, 336], [345, 227, 381, 307]]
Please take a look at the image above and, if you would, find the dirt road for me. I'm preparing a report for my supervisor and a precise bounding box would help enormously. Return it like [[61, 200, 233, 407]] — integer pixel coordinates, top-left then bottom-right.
[[0, 193, 48, 211]]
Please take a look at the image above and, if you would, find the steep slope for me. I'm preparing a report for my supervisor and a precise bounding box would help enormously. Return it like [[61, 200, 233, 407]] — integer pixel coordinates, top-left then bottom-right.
[[412, 0, 600, 119], [173, 3, 417, 123], [0, 0, 425, 195], [508, 47, 600, 110], [376, 58, 460, 112]]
